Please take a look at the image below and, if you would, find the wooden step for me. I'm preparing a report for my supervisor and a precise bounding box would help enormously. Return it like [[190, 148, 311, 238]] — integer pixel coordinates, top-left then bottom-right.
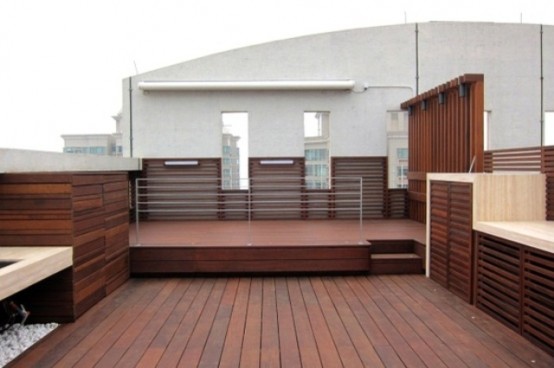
[[371, 253, 424, 275]]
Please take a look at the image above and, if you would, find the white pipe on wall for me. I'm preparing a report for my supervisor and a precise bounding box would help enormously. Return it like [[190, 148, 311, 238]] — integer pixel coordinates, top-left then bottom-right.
[[138, 80, 356, 91]]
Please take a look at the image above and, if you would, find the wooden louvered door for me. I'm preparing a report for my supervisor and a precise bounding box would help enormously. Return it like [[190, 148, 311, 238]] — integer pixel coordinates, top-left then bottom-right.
[[429, 180, 474, 303]]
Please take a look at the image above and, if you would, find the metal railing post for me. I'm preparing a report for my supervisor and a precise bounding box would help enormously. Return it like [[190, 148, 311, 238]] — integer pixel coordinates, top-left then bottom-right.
[[359, 177, 364, 244], [135, 177, 141, 246], [247, 183, 252, 245]]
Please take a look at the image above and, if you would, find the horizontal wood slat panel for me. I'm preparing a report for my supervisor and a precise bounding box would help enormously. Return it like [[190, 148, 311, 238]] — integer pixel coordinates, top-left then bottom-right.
[[523, 247, 554, 355], [476, 233, 522, 332], [139, 157, 407, 221], [332, 157, 387, 219]]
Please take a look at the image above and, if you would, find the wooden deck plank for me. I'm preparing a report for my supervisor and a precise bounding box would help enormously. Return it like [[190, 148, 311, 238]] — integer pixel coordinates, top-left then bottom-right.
[[134, 278, 203, 368], [176, 279, 227, 367], [372, 276, 468, 368], [111, 279, 192, 368], [52, 280, 163, 368], [321, 278, 386, 367], [403, 274, 554, 368], [347, 277, 428, 368], [14, 278, 151, 367], [260, 278, 280, 366], [332, 277, 405, 367], [362, 276, 448, 368], [93, 280, 181, 367], [218, 278, 250, 368], [240, 278, 262, 367], [298, 277, 344, 367], [198, 278, 239, 368], [9, 275, 554, 368], [309, 277, 364, 367], [274, 278, 302, 367], [390, 275, 493, 367], [155, 279, 215, 367], [287, 277, 323, 367]]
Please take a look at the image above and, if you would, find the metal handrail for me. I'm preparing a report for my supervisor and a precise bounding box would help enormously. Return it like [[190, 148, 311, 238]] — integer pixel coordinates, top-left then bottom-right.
[[134, 176, 364, 246]]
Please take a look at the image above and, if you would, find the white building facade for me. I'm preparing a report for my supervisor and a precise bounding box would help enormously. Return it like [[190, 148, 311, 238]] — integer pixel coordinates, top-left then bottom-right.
[[121, 22, 554, 185]]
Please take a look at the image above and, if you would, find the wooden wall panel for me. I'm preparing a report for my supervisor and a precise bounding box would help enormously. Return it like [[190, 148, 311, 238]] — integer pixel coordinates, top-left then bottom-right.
[[249, 157, 305, 220], [402, 74, 484, 223], [103, 174, 130, 295], [332, 157, 387, 219], [139, 158, 221, 220], [483, 145, 554, 220]]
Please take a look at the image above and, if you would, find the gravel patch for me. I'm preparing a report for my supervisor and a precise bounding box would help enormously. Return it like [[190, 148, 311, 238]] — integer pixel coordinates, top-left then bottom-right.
[[0, 323, 58, 367]]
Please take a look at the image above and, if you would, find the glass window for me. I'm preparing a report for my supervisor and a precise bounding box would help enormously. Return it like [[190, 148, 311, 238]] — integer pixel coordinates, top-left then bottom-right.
[[545, 112, 554, 146], [222, 112, 248, 190], [304, 112, 330, 189]]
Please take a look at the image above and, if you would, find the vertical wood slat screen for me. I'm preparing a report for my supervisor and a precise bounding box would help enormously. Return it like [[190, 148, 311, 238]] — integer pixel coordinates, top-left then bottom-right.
[[401, 74, 485, 223], [484, 145, 554, 220]]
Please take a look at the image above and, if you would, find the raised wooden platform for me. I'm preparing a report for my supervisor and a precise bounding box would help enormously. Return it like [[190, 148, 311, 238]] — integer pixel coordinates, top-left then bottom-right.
[[129, 219, 425, 275]]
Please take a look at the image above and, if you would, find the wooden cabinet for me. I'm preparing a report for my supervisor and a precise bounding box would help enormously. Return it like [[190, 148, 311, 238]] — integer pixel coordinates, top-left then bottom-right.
[[429, 181, 473, 303], [0, 173, 130, 322]]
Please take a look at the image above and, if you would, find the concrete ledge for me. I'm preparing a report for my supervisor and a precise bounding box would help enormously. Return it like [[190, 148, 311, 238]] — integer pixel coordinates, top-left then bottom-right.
[[0, 148, 141, 173], [0, 247, 73, 300]]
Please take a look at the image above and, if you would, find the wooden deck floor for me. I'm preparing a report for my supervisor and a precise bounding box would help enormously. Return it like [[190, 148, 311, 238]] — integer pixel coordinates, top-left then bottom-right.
[[10, 275, 554, 367]]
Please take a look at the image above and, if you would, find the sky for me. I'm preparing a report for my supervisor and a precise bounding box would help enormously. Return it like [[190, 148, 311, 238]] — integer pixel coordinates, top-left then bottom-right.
[[1, 0, 553, 152]]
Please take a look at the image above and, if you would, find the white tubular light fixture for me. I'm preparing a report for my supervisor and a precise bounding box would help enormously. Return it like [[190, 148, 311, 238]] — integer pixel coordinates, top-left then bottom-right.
[[138, 80, 356, 91]]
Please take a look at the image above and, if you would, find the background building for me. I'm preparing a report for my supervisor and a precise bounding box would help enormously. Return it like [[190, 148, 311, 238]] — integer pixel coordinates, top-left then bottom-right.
[[62, 114, 123, 156]]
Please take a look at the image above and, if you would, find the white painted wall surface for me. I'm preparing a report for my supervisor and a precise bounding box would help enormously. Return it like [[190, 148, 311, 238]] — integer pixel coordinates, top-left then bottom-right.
[[121, 22, 553, 158]]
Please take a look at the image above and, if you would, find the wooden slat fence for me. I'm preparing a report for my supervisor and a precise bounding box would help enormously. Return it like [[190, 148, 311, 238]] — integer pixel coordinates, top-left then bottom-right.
[[138, 156, 406, 221]]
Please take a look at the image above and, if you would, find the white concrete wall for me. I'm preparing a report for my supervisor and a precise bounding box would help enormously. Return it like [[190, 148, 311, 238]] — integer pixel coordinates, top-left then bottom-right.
[[0, 148, 140, 173], [418, 22, 543, 149], [121, 22, 553, 158]]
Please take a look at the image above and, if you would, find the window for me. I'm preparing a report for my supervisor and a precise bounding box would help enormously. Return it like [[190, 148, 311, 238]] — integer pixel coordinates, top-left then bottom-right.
[[484, 110, 491, 150], [222, 112, 248, 190], [397, 148, 408, 159], [304, 112, 330, 189], [545, 112, 554, 146]]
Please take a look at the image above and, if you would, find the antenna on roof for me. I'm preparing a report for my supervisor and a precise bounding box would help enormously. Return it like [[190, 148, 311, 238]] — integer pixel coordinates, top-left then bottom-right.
[[404, 11, 407, 24], [133, 60, 140, 75]]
